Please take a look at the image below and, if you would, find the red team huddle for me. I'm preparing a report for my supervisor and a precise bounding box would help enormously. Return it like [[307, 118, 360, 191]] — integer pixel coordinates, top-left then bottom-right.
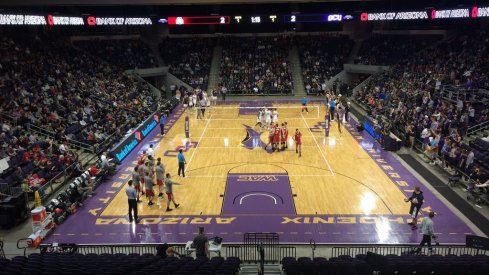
[[257, 107, 302, 156], [264, 122, 289, 152]]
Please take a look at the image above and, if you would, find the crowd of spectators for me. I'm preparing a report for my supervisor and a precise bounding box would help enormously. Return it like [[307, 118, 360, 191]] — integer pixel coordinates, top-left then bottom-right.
[[74, 39, 157, 70], [0, 34, 156, 155], [355, 32, 489, 182], [0, 121, 76, 193], [297, 35, 353, 95], [160, 38, 213, 89], [355, 34, 442, 65], [219, 36, 293, 94]]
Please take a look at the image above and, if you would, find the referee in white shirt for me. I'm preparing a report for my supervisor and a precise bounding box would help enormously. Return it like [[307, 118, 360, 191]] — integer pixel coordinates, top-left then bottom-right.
[[126, 180, 139, 223]]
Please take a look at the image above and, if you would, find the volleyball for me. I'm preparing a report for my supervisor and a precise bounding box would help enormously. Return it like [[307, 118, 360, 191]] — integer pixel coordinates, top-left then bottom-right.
[[412, 198, 418, 204]]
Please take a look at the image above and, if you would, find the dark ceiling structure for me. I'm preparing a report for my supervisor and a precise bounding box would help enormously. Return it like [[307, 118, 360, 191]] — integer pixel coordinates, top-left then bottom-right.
[[1, 0, 375, 5]]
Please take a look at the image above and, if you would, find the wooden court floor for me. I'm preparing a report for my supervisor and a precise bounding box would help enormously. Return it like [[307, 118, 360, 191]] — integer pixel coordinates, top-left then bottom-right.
[[102, 104, 407, 217]]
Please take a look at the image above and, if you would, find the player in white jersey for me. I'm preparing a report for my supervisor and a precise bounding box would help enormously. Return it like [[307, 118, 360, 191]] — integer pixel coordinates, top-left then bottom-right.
[[265, 108, 271, 125], [191, 93, 197, 109], [261, 108, 267, 130], [255, 110, 263, 128], [272, 109, 278, 124]]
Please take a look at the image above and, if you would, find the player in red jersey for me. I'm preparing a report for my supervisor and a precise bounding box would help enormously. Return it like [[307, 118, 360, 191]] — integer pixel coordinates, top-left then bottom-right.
[[281, 123, 289, 151], [273, 123, 281, 151], [137, 162, 146, 195], [138, 150, 147, 165], [294, 128, 302, 157], [264, 123, 274, 151]]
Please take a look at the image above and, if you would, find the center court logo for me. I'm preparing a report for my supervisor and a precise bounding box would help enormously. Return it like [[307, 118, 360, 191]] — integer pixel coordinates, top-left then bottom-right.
[[241, 125, 271, 153], [237, 175, 278, 182]]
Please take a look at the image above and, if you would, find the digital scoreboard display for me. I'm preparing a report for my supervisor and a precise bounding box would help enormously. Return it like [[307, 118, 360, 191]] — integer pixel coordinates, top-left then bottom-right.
[[168, 16, 230, 25], [283, 14, 346, 23], [0, 5, 488, 26]]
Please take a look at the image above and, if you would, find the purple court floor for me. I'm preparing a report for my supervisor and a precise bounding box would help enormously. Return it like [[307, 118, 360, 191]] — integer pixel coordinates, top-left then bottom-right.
[[44, 102, 475, 245]]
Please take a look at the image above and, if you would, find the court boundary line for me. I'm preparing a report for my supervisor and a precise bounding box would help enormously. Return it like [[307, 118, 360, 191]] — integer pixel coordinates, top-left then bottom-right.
[[300, 113, 334, 176], [200, 117, 321, 121], [189, 145, 320, 149], [185, 174, 335, 178], [184, 116, 212, 174]]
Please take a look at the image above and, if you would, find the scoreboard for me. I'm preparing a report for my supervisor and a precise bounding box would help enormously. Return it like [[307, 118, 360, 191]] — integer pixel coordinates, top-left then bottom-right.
[[1, 6, 489, 26], [167, 16, 230, 25], [166, 14, 352, 25]]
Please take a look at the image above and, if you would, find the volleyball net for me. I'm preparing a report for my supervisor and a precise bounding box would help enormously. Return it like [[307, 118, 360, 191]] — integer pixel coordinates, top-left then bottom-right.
[[192, 105, 321, 120]]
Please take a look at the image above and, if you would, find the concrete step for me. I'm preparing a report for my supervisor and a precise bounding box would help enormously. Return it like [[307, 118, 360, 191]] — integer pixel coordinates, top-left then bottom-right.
[[288, 45, 305, 96], [76, 149, 97, 167], [207, 46, 223, 91], [239, 264, 283, 275]]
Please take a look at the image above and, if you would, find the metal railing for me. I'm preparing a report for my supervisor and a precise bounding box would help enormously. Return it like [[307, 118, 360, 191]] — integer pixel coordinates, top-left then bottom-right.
[[243, 233, 280, 263], [0, 112, 17, 125], [0, 112, 94, 153], [331, 245, 489, 257], [0, 183, 22, 197], [280, 246, 297, 259], [35, 161, 78, 201], [0, 241, 5, 259], [467, 120, 489, 136], [95, 124, 128, 154], [16, 238, 32, 257], [32, 243, 487, 262], [20, 123, 95, 153], [38, 243, 186, 256]]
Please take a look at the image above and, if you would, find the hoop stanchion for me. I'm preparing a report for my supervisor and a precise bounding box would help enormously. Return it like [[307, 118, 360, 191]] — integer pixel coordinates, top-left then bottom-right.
[[325, 114, 330, 137]]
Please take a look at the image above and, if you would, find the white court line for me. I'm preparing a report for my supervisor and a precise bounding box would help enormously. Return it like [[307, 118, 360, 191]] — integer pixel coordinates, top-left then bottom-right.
[[189, 136, 316, 139], [202, 127, 322, 130], [185, 174, 334, 178], [301, 113, 334, 176], [193, 145, 323, 149], [201, 117, 320, 121], [184, 117, 212, 173]]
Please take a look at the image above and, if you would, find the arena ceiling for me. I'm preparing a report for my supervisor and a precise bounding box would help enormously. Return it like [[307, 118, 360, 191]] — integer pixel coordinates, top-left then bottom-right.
[[0, 0, 462, 6], [1, 0, 375, 5]]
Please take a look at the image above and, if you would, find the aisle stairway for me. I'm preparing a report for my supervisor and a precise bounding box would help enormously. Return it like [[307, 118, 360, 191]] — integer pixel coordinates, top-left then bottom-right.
[[346, 39, 363, 64], [288, 46, 305, 96], [207, 46, 223, 91]]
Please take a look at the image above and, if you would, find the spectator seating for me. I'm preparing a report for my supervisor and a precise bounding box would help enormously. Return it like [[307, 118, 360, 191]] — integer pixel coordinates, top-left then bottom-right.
[[469, 138, 489, 170], [296, 35, 353, 95], [159, 38, 213, 89], [353, 36, 489, 210], [355, 32, 489, 182], [74, 39, 157, 70], [219, 36, 293, 95], [0, 253, 240, 275], [0, 125, 76, 193], [355, 34, 442, 65], [0, 35, 156, 150], [282, 254, 489, 275], [37, 96, 179, 226]]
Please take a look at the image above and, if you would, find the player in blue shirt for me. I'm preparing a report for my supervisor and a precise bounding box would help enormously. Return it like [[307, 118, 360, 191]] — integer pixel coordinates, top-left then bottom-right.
[[301, 97, 308, 113], [160, 112, 167, 136], [177, 149, 186, 177]]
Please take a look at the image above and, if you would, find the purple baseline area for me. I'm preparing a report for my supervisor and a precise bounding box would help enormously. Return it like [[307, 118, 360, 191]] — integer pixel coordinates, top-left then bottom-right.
[[44, 101, 475, 245], [222, 173, 296, 215]]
